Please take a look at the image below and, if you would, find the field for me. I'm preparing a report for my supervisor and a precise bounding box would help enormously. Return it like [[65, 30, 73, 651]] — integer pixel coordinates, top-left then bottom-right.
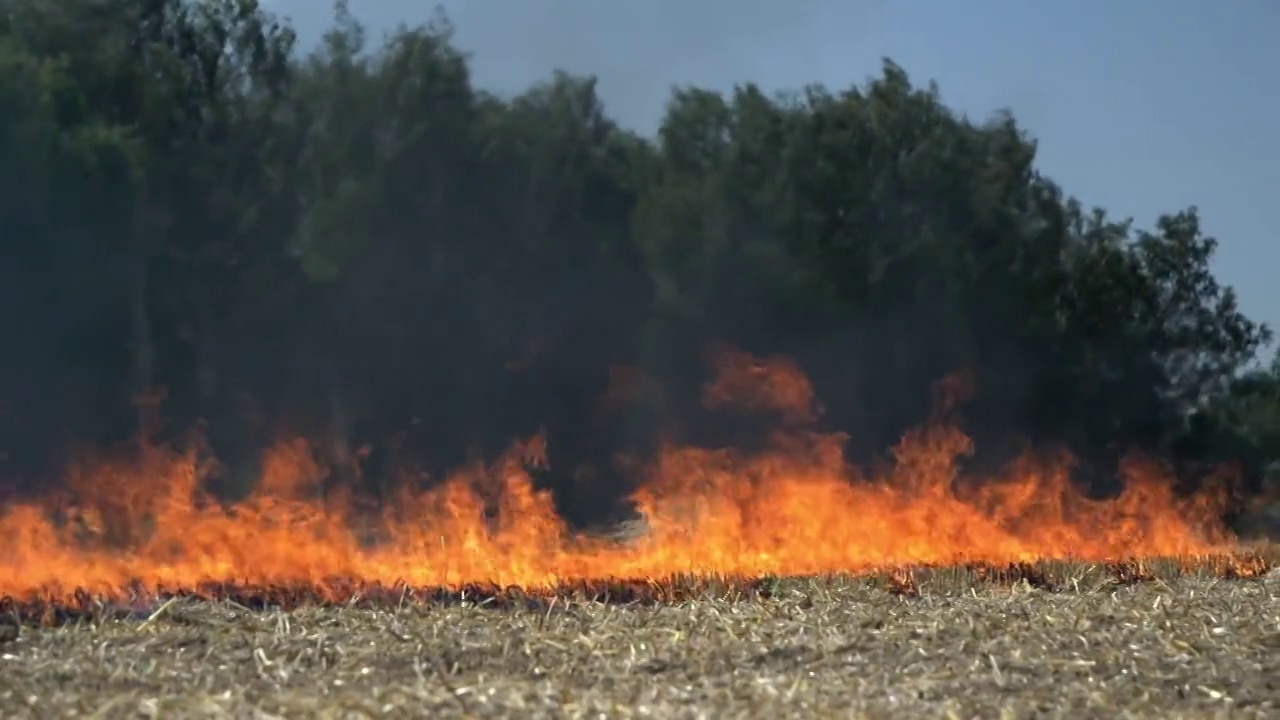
[[2, 557, 1278, 720]]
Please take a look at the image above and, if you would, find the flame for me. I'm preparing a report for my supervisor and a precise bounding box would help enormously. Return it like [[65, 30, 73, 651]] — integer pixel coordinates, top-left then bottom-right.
[[0, 350, 1241, 602], [701, 345, 821, 425]]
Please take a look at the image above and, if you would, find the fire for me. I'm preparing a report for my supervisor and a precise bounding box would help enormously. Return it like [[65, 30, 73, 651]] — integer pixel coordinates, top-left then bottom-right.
[[0, 349, 1241, 602]]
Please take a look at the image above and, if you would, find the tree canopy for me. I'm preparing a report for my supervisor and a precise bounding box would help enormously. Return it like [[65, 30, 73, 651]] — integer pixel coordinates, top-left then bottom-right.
[[1, 0, 1276, 525]]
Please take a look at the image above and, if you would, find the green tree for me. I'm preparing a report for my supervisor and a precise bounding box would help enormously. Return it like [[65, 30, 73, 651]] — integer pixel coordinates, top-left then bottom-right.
[[0, 5, 1272, 526]]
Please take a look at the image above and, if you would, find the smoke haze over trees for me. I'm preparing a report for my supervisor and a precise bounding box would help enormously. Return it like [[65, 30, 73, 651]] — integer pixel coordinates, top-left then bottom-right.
[[2, 0, 1278, 527]]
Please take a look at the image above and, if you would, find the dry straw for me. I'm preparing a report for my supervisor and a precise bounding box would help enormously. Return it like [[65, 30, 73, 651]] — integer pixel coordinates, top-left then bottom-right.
[[0, 547, 1277, 718]]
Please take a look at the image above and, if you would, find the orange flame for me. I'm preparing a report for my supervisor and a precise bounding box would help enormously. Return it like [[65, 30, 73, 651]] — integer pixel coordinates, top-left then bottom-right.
[[0, 351, 1239, 602], [702, 346, 820, 425]]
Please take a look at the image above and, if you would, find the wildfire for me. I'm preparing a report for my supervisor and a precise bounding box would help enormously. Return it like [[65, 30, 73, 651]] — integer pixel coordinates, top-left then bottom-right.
[[0, 349, 1245, 604]]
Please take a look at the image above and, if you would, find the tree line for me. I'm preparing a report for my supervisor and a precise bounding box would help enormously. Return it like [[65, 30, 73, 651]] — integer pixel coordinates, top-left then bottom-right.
[[2, 0, 1277, 526]]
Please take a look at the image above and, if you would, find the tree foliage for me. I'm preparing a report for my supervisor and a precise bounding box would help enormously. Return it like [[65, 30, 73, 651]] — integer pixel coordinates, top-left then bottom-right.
[[0, 1, 1275, 520]]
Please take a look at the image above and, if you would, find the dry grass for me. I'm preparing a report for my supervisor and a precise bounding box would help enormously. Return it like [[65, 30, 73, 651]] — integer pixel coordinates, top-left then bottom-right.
[[1, 555, 1278, 719]]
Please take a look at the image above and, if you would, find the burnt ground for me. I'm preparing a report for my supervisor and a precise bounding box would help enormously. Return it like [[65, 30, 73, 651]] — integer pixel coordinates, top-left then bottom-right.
[[0, 555, 1277, 719]]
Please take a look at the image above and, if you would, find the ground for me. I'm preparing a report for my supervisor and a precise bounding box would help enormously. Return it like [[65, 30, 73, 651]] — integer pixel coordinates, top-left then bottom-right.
[[1, 559, 1278, 719]]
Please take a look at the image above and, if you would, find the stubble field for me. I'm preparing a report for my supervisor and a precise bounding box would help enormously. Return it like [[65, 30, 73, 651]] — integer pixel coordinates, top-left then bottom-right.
[[2, 555, 1278, 720]]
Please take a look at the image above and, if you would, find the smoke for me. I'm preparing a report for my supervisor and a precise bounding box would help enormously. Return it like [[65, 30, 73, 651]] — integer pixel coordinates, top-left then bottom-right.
[[2, 0, 1253, 536]]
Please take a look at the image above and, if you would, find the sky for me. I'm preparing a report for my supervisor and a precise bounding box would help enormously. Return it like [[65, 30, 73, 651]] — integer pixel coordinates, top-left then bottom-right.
[[265, 0, 1280, 350]]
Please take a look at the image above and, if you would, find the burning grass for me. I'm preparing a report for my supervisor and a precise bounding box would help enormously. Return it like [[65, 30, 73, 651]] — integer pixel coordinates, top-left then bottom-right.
[[0, 352, 1255, 604], [1, 557, 1277, 719], [0, 420, 1244, 602], [2, 351, 1277, 716], [1, 549, 1274, 628]]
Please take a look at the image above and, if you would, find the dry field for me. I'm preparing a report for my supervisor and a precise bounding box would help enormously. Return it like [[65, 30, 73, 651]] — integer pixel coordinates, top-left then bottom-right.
[[0, 556, 1276, 720]]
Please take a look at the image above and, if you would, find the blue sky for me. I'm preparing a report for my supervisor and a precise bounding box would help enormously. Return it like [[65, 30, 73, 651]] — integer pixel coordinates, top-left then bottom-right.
[[266, 0, 1280, 352]]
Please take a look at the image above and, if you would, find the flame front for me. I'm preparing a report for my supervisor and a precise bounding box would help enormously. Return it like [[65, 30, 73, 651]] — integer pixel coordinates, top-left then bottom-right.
[[0, 351, 1238, 601]]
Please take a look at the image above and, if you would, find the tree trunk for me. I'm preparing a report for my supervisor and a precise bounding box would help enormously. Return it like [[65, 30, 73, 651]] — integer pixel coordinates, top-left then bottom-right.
[[129, 246, 157, 445], [195, 314, 219, 405], [326, 358, 355, 500], [129, 201, 171, 449]]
